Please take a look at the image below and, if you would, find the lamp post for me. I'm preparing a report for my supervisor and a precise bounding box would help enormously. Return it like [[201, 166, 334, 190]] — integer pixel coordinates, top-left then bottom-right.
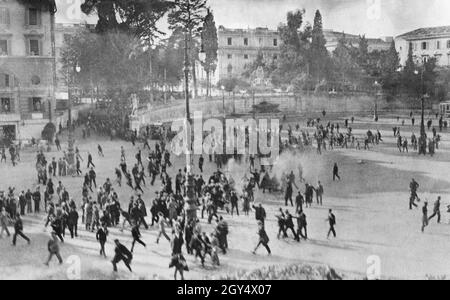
[[414, 69, 427, 155], [177, 7, 208, 222], [373, 81, 381, 122], [198, 47, 206, 97], [67, 62, 80, 173]]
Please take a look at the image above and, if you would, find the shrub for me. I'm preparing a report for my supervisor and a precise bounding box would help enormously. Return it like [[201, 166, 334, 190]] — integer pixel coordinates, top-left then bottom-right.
[[41, 122, 56, 143]]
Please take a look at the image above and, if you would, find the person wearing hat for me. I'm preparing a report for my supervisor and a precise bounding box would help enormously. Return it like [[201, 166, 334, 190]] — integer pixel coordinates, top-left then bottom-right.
[[0, 207, 10, 238], [112, 239, 133, 272], [12, 214, 30, 246], [33, 187, 41, 213], [252, 203, 266, 225], [421, 202, 428, 233], [295, 210, 308, 240], [136, 195, 148, 229], [316, 181, 324, 206], [170, 228, 188, 280], [409, 178, 420, 209], [150, 193, 160, 226], [45, 232, 62, 266], [156, 212, 170, 244], [326, 209, 337, 239], [252, 221, 271, 255], [284, 210, 299, 241], [87, 152, 95, 169], [130, 221, 146, 253], [428, 196, 441, 224]]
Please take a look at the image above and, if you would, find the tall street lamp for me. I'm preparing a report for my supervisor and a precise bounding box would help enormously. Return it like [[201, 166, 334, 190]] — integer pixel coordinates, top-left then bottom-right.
[[198, 46, 206, 96], [221, 85, 226, 118], [414, 68, 427, 155], [176, 7, 208, 222], [67, 62, 81, 173], [373, 81, 381, 122]]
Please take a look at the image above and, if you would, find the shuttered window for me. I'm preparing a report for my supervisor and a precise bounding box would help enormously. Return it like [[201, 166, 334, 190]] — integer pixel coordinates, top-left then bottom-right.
[[29, 39, 40, 56], [31, 97, 42, 112], [29, 8, 38, 25], [1, 98, 10, 113], [0, 40, 7, 55], [0, 73, 9, 88], [0, 8, 9, 26]]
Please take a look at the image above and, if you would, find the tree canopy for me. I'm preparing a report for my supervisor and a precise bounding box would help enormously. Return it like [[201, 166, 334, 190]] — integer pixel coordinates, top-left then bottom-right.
[[81, 0, 171, 43]]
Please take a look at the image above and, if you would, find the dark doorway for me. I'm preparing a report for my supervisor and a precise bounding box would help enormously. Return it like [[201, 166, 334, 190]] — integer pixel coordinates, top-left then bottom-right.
[[0, 125, 15, 146]]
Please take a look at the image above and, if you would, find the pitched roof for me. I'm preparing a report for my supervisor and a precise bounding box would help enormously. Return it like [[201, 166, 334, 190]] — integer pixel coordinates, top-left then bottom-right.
[[397, 26, 450, 40]]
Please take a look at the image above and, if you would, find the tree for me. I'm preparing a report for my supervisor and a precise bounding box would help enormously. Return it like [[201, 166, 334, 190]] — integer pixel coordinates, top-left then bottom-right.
[[331, 35, 364, 88], [168, 0, 209, 99], [242, 51, 267, 77], [402, 42, 420, 95], [423, 57, 437, 97], [310, 10, 329, 81], [275, 9, 311, 85], [357, 35, 369, 71], [218, 77, 237, 94], [435, 68, 450, 101], [155, 28, 186, 89], [379, 40, 400, 93], [80, 0, 171, 43], [201, 10, 218, 97], [60, 29, 151, 109]]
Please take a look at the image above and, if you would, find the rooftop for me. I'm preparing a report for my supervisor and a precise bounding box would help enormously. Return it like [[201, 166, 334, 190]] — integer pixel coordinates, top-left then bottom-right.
[[324, 30, 391, 43], [218, 25, 278, 34], [397, 26, 450, 40]]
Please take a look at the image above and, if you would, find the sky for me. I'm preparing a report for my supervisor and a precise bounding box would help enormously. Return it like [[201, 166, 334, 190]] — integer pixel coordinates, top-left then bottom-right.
[[55, 0, 450, 38]]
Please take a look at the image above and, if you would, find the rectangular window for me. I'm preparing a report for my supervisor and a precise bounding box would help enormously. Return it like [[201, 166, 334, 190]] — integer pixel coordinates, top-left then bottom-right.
[[0, 74, 9, 88], [1, 98, 10, 113], [422, 42, 427, 50], [227, 54, 232, 59], [0, 8, 9, 26], [447, 40, 450, 49], [32, 97, 42, 112], [448, 54, 450, 66], [244, 54, 248, 59], [227, 37, 232, 45], [0, 40, 7, 55], [273, 54, 278, 60], [244, 38, 248, 46], [29, 39, 40, 56], [437, 41, 440, 49], [273, 38, 278, 46], [259, 38, 262, 45], [28, 8, 39, 26]]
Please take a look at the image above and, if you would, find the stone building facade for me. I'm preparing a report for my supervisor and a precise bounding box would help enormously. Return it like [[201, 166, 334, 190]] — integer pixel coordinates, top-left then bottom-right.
[[216, 26, 280, 81], [395, 26, 450, 67], [0, 0, 56, 141]]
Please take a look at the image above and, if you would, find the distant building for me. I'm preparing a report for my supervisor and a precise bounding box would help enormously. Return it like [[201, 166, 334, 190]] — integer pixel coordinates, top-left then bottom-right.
[[207, 26, 392, 86], [324, 30, 392, 53], [215, 26, 280, 82], [0, 0, 57, 141], [395, 26, 450, 67]]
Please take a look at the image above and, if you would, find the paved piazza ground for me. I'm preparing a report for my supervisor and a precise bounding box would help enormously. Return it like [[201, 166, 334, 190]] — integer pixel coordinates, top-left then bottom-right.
[[1, 111, 450, 280]]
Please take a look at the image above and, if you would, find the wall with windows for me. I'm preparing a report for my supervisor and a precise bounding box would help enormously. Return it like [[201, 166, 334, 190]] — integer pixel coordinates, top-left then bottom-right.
[[0, 1, 53, 57], [396, 36, 450, 67], [217, 26, 280, 81], [0, 0, 54, 129]]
